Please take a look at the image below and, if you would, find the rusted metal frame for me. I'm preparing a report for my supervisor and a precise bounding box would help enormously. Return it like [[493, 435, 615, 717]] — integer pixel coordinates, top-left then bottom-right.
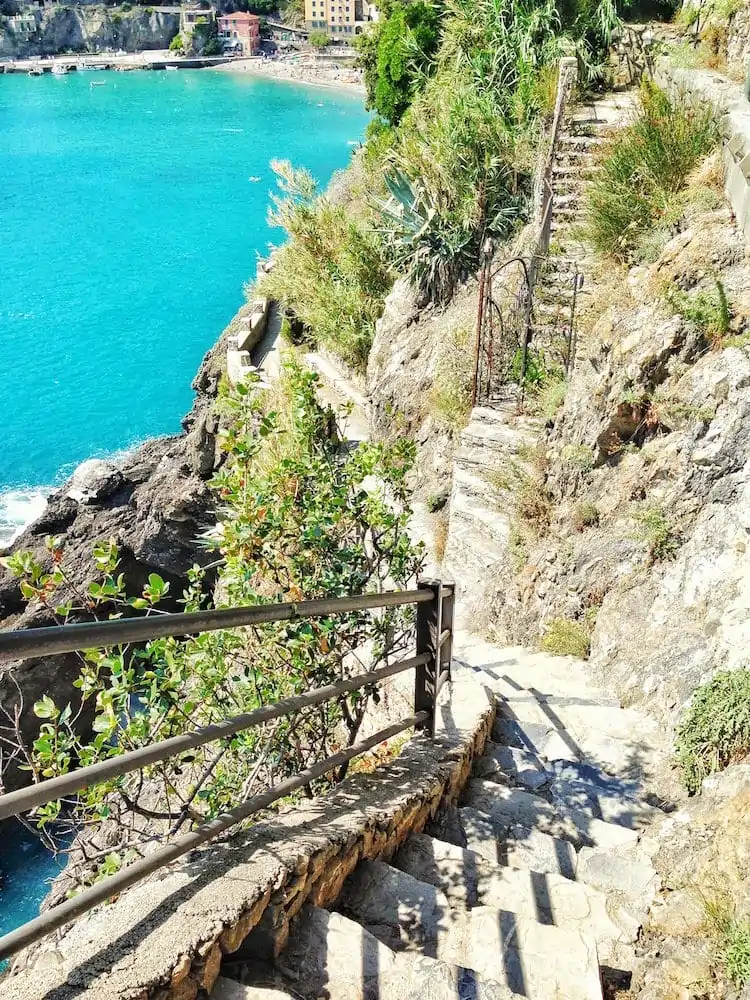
[[0, 588, 443, 664], [0, 654, 428, 824], [0, 711, 428, 963]]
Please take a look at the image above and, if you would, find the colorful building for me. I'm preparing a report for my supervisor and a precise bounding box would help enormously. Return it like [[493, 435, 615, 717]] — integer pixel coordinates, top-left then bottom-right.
[[304, 0, 378, 37], [217, 12, 261, 54]]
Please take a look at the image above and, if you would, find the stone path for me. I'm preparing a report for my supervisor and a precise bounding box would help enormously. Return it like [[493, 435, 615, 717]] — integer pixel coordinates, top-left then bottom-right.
[[215, 632, 673, 1000]]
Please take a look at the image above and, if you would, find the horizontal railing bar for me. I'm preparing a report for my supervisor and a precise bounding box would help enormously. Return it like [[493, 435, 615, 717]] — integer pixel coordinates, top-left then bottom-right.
[[0, 711, 428, 963], [0, 654, 427, 822], [0, 589, 442, 664]]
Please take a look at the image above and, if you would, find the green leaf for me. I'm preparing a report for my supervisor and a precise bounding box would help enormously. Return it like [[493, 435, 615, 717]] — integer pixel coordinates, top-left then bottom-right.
[[34, 695, 59, 720]]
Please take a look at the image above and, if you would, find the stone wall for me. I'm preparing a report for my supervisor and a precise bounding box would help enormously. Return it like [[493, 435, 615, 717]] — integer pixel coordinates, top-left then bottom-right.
[[3, 674, 494, 1000]]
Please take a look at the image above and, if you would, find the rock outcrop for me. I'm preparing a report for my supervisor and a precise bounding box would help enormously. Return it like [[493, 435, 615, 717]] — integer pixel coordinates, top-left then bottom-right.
[[486, 205, 750, 729], [0, 324, 230, 793], [367, 275, 477, 500], [0, 4, 179, 59]]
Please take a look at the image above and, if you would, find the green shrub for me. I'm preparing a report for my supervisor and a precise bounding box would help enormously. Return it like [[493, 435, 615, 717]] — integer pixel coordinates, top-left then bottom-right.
[[665, 278, 731, 340], [572, 500, 599, 531], [308, 29, 329, 48], [368, 1, 441, 125], [428, 328, 474, 429], [540, 618, 591, 658], [168, 32, 183, 51], [260, 161, 391, 371], [633, 502, 680, 563], [584, 82, 722, 262], [561, 443, 594, 472], [532, 376, 566, 421], [676, 669, 750, 794]]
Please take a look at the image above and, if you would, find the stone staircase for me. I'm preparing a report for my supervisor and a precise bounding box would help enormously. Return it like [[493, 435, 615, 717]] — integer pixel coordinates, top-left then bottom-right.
[[214, 634, 673, 1000], [532, 96, 633, 368]]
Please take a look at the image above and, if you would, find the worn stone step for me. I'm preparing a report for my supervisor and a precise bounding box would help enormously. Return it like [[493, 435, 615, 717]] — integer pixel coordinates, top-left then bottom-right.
[[338, 861, 603, 999], [460, 807, 578, 879], [576, 846, 660, 910], [212, 979, 295, 1000], [393, 833, 639, 961], [473, 742, 550, 792], [462, 779, 639, 850], [267, 904, 473, 1000], [549, 777, 662, 829]]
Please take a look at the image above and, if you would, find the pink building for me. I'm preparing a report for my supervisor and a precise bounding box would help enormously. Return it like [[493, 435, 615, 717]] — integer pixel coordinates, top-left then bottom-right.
[[218, 12, 261, 54]]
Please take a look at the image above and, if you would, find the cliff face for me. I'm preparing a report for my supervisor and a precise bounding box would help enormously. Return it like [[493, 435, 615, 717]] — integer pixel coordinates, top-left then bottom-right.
[[0, 318, 233, 793], [486, 204, 750, 728], [0, 5, 179, 58], [367, 275, 477, 503]]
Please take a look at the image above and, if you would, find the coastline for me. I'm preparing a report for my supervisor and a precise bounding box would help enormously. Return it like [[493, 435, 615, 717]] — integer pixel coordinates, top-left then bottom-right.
[[209, 56, 366, 95]]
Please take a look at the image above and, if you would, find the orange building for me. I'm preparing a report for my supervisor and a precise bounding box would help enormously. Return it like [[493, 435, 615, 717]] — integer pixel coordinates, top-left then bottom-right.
[[218, 12, 261, 54]]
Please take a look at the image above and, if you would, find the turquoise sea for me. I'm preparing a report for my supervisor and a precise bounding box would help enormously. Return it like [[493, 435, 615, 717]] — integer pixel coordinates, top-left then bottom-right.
[[0, 66, 368, 945], [0, 68, 369, 543]]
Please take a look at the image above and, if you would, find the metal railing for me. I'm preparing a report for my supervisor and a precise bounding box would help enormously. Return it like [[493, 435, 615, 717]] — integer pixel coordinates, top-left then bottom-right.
[[0, 579, 454, 962], [472, 56, 579, 406]]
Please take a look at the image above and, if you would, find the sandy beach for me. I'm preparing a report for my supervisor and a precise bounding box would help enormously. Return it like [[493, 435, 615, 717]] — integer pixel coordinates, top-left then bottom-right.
[[211, 55, 366, 94]]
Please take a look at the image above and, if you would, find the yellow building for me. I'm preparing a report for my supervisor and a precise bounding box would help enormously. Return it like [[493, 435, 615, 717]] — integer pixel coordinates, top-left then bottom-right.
[[305, 0, 378, 38]]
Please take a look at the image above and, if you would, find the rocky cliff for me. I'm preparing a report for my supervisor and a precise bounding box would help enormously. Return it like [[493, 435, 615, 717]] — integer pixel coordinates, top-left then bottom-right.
[[0, 313, 238, 793], [478, 200, 750, 730], [0, 5, 179, 58]]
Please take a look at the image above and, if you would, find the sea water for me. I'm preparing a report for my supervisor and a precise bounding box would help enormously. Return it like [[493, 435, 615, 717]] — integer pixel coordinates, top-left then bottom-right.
[[0, 66, 368, 944], [0, 69, 369, 544]]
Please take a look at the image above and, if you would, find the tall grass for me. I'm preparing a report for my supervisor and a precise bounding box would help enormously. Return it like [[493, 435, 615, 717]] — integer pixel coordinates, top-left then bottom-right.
[[583, 82, 722, 262]]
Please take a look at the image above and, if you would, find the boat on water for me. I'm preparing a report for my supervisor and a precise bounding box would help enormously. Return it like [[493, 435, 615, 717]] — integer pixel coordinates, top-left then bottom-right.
[[51, 62, 71, 75], [28, 66, 44, 77], [90, 79, 107, 87], [78, 62, 106, 71], [166, 65, 179, 71]]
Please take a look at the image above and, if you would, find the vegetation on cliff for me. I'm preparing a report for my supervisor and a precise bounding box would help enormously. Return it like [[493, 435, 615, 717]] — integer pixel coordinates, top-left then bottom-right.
[[6, 357, 424, 880], [260, 0, 636, 366]]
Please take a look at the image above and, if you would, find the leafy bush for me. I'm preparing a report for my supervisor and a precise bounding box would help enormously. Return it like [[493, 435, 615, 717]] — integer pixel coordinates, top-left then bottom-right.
[[370, 2, 441, 125], [584, 82, 722, 262], [665, 278, 731, 341], [633, 502, 680, 563], [676, 669, 750, 794], [168, 32, 184, 51], [572, 501, 599, 531], [428, 326, 474, 429], [260, 161, 391, 370], [540, 618, 591, 658], [308, 29, 329, 48], [4, 359, 424, 875]]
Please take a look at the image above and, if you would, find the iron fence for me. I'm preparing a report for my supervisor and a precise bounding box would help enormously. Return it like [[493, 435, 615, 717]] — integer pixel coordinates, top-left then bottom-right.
[[0, 580, 454, 962]]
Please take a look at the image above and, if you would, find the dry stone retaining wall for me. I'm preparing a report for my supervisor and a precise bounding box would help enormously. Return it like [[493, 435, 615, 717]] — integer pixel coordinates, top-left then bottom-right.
[[3, 675, 494, 1000]]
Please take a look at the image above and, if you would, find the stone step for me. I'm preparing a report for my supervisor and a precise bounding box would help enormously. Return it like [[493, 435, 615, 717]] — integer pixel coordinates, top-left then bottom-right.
[[462, 779, 640, 851], [549, 777, 662, 829], [576, 846, 660, 911], [337, 861, 603, 999], [212, 979, 295, 1000], [473, 742, 550, 792], [266, 904, 476, 1000], [393, 833, 639, 963], [459, 807, 578, 879]]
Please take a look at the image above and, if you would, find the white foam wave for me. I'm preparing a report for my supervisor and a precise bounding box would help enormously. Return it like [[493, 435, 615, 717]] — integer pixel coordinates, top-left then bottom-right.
[[0, 488, 53, 548]]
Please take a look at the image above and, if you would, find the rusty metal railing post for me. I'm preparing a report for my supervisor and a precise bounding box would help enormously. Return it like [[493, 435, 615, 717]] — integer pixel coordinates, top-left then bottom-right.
[[415, 579, 441, 735]]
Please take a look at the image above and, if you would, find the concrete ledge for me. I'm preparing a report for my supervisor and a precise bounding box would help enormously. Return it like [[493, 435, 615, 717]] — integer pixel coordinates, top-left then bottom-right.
[[3, 676, 494, 1000], [236, 299, 270, 353]]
